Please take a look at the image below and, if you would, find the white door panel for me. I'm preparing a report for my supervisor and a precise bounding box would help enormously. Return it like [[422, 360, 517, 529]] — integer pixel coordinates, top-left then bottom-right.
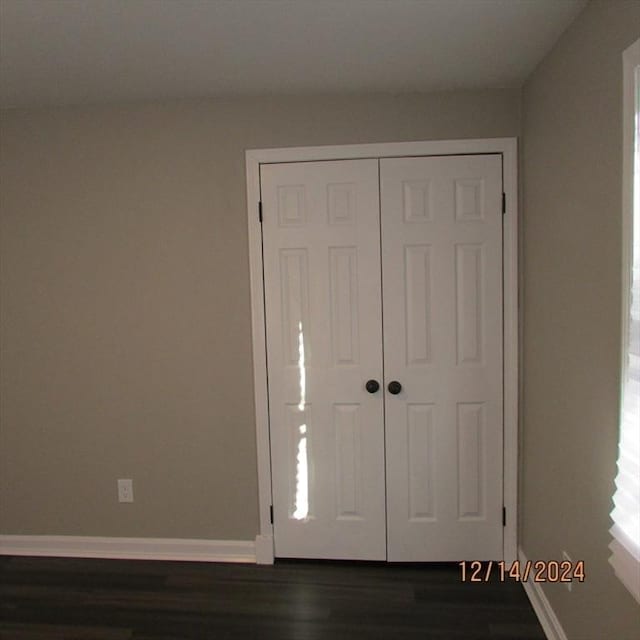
[[261, 154, 504, 562], [381, 155, 503, 561], [261, 159, 386, 560]]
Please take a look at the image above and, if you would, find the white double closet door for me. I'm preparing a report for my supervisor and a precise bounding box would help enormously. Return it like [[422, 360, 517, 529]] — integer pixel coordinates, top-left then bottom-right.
[[261, 154, 503, 562]]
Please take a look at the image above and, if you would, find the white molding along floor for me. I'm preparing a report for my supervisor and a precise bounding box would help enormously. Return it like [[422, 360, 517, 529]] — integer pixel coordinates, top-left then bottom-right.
[[0, 535, 257, 563], [519, 549, 568, 640]]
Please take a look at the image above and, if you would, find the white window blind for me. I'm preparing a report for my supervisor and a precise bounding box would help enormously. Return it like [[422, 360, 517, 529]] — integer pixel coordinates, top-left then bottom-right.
[[610, 39, 640, 604]]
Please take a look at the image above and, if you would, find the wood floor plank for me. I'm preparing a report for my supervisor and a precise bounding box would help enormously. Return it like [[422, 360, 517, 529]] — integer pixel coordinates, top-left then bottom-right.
[[0, 622, 132, 640]]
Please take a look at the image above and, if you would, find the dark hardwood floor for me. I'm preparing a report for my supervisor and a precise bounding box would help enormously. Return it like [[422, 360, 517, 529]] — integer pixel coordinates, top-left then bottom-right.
[[0, 555, 545, 639]]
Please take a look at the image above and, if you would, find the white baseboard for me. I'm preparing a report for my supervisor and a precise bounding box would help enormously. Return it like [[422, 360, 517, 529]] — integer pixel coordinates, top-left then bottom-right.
[[519, 548, 568, 640], [0, 535, 256, 563]]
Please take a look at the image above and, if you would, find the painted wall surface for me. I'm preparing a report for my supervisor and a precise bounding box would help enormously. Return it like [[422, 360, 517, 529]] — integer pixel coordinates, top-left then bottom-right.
[[0, 90, 520, 539], [522, 1, 640, 638]]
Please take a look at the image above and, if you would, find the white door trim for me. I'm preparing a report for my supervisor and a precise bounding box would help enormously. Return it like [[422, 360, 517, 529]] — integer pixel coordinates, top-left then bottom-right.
[[246, 138, 519, 565]]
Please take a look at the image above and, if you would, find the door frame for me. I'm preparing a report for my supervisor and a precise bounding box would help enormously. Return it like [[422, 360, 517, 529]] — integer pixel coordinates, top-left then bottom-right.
[[246, 138, 519, 565]]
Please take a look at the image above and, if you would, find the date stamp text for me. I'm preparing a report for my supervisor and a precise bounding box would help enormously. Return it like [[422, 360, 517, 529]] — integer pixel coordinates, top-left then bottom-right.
[[459, 560, 586, 583]]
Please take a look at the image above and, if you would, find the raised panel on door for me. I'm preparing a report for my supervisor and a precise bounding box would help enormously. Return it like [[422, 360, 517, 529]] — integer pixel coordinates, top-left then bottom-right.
[[261, 159, 386, 560], [381, 154, 504, 561]]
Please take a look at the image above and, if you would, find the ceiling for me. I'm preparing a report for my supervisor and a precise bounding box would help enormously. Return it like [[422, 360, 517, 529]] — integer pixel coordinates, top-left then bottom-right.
[[0, 0, 587, 109]]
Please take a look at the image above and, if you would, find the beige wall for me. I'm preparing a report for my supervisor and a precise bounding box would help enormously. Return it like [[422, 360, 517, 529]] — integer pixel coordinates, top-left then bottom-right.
[[0, 90, 520, 539], [522, 1, 639, 638]]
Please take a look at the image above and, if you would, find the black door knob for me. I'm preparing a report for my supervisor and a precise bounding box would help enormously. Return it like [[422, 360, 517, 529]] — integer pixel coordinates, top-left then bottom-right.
[[387, 380, 402, 395], [365, 379, 380, 394]]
